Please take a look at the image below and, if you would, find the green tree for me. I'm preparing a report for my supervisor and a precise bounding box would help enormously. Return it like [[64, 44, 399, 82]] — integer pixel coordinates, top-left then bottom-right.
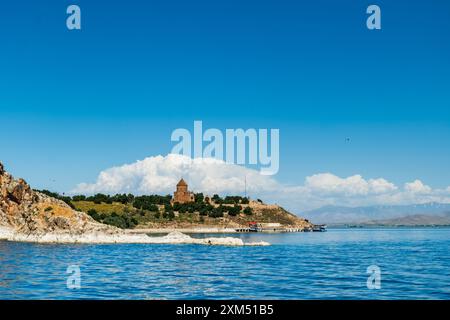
[[87, 209, 99, 220], [228, 204, 242, 216], [72, 195, 86, 201], [212, 194, 222, 204], [195, 193, 204, 203]]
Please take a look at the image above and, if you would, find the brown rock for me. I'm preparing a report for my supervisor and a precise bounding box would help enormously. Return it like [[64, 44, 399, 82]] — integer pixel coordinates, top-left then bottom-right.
[[0, 161, 117, 235]]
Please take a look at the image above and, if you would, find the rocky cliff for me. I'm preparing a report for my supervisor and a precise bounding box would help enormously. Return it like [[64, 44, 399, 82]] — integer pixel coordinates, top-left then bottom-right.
[[0, 162, 118, 236]]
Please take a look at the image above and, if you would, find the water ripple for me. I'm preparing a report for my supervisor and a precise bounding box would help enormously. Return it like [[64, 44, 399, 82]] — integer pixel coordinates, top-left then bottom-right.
[[0, 228, 449, 299]]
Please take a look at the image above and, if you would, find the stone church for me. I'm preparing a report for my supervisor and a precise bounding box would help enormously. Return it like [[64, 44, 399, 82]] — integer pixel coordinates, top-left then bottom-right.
[[172, 178, 195, 204]]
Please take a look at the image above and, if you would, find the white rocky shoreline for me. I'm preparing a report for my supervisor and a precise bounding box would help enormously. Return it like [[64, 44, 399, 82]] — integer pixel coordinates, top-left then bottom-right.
[[0, 226, 269, 246]]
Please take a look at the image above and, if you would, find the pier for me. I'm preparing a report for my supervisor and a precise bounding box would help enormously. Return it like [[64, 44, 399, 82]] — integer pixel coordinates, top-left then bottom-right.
[[235, 223, 327, 233]]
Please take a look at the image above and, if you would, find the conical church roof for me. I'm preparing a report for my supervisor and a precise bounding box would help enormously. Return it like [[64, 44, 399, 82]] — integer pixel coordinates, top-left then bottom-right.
[[177, 178, 188, 187]]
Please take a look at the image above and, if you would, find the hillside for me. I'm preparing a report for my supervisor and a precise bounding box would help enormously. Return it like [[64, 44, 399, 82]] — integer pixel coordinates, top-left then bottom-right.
[[70, 198, 312, 230]]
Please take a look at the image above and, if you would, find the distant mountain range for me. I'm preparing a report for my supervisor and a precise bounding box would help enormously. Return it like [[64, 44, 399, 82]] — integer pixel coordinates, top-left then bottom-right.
[[303, 203, 450, 226], [361, 213, 450, 227]]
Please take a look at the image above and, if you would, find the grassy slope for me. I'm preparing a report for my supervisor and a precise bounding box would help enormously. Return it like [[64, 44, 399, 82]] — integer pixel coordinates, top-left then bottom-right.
[[73, 201, 132, 214], [72, 200, 310, 229]]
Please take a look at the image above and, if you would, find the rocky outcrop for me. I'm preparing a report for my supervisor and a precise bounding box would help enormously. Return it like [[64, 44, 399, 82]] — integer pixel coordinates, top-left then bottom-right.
[[0, 162, 268, 245], [0, 162, 116, 236]]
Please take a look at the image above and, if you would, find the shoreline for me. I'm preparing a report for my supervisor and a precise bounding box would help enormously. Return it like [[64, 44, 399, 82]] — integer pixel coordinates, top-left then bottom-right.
[[0, 226, 269, 246], [127, 227, 239, 234], [128, 225, 450, 234], [128, 226, 311, 234]]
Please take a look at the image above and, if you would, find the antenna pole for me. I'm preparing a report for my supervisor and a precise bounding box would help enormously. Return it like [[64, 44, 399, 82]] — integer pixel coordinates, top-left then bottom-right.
[[244, 175, 247, 198]]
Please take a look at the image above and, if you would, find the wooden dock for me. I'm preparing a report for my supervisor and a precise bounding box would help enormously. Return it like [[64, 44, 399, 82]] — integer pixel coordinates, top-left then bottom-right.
[[235, 227, 306, 233]]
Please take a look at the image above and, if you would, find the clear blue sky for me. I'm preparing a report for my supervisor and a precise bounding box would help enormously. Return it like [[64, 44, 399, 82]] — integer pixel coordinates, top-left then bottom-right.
[[1, 0, 449, 193]]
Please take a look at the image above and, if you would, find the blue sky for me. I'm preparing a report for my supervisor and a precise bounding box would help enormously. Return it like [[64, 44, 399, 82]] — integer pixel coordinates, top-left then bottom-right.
[[1, 0, 449, 204]]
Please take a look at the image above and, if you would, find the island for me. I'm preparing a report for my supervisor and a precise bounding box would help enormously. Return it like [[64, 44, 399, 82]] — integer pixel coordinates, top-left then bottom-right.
[[65, 178, 314, 234], [0, 161, 316, 245]]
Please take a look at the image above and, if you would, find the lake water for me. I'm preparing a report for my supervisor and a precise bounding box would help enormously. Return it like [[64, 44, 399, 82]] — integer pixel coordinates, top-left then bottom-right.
[[0, 228, 449, 299]]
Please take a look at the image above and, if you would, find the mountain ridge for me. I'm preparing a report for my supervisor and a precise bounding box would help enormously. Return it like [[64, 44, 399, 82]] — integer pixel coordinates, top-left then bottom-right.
[[303, 202, 450, 225]]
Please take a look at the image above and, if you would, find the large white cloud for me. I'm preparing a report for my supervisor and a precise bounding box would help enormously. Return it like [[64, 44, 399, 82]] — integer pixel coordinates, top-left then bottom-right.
[[73, 154, 279, 196], [72, 154, 450, 212]]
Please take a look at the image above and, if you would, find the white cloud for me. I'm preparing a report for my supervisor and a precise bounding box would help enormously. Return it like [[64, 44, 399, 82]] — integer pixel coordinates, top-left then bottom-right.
[[304, 174, 397, 196], [72, 154, 450, 212], [404, 180, 432, 194], [369, 178, 398, 194], [73, 154, 279, 196], [305, 173, 369, 196]]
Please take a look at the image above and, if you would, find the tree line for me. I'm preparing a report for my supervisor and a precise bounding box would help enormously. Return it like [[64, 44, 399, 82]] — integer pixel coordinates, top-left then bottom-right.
[[35, 190, 254, 229], [37, 190, 251, 208]]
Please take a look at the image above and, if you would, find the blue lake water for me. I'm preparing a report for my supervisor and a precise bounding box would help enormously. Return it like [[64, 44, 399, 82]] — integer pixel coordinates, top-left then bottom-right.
[[0, 228, 449, 299]]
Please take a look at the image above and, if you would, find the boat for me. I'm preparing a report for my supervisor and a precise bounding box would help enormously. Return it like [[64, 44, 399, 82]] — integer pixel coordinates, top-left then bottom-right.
[[248, 222, 262, 232], [312, 224, 327, 232]]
